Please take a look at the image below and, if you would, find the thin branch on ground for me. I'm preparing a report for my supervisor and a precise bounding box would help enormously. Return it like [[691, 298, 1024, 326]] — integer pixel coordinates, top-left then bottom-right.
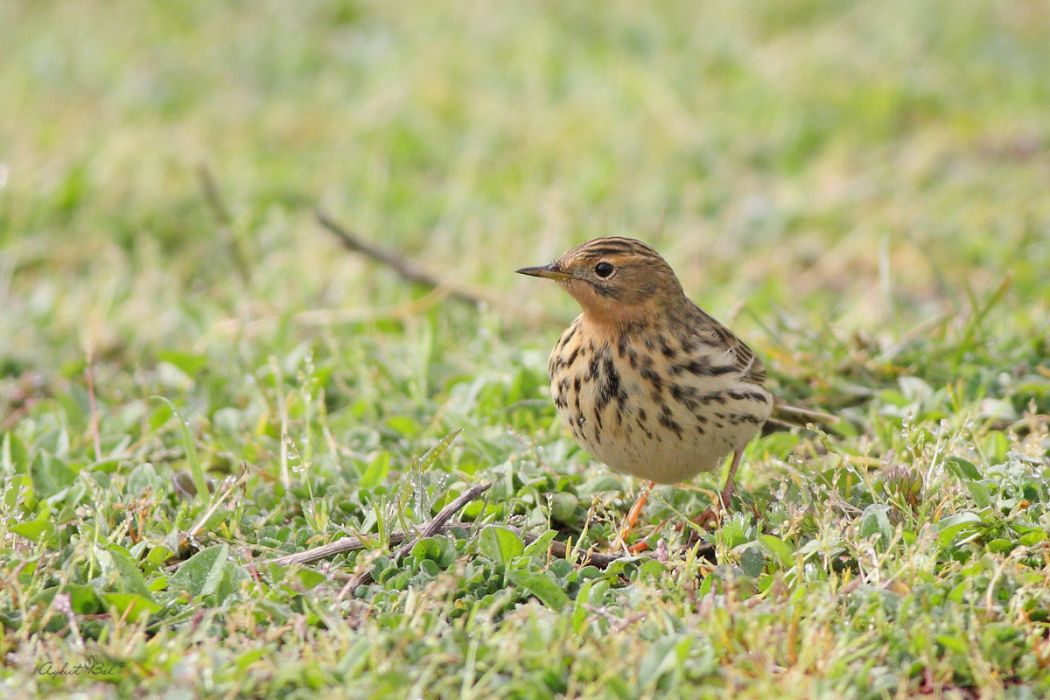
[[269, 493, 712, 579], [197, 163, 233, 226], [541, 536, 643, 569], [268, 522, 472, 567], [772, 399, 839, 425], [337, 481, 494, 600], [314, 209, 554, 325], [267, 517, 654, 570], [197, 163, 251, 283]]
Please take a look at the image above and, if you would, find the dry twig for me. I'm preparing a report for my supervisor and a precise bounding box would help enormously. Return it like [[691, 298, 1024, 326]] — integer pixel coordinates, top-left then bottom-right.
[[268, 525, 462, 568], [315, 209, 468, 300], [197, 163, 233, 226], [337, 482, 493, 600], [197, 163, 251, 283], [269, 494, 715, 591], [269, 518, 648, 571], [314, 209, 554, 325]]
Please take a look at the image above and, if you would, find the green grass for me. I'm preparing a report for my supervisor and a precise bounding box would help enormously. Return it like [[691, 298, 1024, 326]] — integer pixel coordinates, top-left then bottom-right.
[[3, 1, 1050, 697]]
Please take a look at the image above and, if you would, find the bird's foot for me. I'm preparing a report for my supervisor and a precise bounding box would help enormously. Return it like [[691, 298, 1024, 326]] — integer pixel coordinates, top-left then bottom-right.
[[621, 519, 669, 554], [690, 503, 724, 530], [691, 470, 737, 531], [678, 490, 731, 539]]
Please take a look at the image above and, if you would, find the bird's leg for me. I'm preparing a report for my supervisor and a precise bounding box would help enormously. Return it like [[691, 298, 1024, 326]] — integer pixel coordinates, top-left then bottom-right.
[[693, 448, 744, 528], [627, 520, 669, 554], [617, 480, 655, 547], [719, 447, 744, 509]]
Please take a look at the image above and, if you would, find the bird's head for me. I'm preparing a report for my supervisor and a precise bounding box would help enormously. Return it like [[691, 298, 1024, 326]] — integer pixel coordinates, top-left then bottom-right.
[[516, 237, 685, 327]]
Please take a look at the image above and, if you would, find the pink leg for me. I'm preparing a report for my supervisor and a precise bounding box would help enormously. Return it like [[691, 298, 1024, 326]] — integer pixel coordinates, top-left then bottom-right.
[[694, 448, 744, 528], [720, 448, 744, 510], [621, 480, 655, 541]]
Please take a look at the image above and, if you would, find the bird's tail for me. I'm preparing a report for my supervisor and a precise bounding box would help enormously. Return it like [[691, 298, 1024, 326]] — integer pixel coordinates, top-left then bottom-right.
[[763, 399, 838, 434], [772, 399, 838, 424]]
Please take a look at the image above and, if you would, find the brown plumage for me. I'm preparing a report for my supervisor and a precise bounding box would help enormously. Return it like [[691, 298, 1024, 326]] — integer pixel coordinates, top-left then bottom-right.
[[518, 236, 773, 532]]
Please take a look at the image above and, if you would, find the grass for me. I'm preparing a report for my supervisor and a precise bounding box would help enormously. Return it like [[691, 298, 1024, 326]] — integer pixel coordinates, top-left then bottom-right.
[[2, 0, 1049, 697]]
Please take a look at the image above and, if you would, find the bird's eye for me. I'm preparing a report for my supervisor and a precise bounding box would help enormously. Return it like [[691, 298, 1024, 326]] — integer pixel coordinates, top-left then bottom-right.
[[594, 262, 615, 278]]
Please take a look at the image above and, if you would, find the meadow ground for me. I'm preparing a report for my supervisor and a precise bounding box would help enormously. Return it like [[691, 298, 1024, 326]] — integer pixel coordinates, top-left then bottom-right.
[[2, 1, 1049, 697]]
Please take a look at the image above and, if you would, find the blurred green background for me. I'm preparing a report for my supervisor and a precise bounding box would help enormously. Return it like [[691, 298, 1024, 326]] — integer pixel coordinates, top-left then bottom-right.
[[4, 0, 1048, 373], [2, 1, 1049, 696]]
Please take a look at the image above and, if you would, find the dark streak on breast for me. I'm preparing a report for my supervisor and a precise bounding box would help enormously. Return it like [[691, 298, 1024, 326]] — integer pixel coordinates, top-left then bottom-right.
[[659, 404, 683, 439]]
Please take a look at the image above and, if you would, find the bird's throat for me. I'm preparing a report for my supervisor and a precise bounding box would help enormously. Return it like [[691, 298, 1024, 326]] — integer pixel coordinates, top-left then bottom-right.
[[578, 299, 668, 340]]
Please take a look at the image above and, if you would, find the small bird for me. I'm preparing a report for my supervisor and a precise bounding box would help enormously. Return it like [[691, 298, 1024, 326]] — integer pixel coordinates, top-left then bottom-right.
[[517, 237, 773, 539]]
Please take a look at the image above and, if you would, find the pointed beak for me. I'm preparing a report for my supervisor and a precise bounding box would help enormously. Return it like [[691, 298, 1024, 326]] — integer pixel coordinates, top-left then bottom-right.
[[515, 262, 572, 281]]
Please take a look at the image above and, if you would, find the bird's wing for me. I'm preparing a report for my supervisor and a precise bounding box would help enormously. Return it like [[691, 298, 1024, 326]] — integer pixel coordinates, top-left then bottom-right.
[[689, 304, 839, 425], [691, 307, 767, 384]]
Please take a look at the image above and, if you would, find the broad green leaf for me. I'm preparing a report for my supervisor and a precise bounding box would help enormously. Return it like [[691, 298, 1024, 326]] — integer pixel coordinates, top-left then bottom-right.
[[937, 512, 984, 547], [128, 463, 161, 496], [739, 545, 766, 578], [5, 474, 33, 510], [860, 504, 893, 547], [386, 416, 420, 438], [101, 592, 162, 622], [156, 351, 208, 376], [106, 544, 154, 599], [2, 432, 30, 474], [297, 569, 325, 589], [479, 526, 524, 565], [235, 648, 268, 672], [148, 401, 174, 432], [11, 512, 53, 542], [171, 544, 232, 599], [146, 546, 175, 567], [360, 452, 390, 489], [577, 476, 624, 495], [936, 634, 969, 654], [90, 458, 123, 475], [946, 457, 981, 481], [549, 558, 573, 578], [571, 580, 595, 633], [759, 432, 801, 459], [201, 544, 230, 598], [35, 427, 70, 459], [982, 431, 1009, 463], [56, 481, 88, 523], [67, 584, 102, 614], [759, 535, 795, 568], [523, 530, 558, 558], [965, 480, 991, 508], [548, 492, 578, 524], [1019, 529, 1046, 546], [507, 569, 569, 611], [30, 453, 76, 498], [639, 559, 666, 579], [638, 635, 691, 689], [410, 537, 443, 563], [719, 519, 749, 549]]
